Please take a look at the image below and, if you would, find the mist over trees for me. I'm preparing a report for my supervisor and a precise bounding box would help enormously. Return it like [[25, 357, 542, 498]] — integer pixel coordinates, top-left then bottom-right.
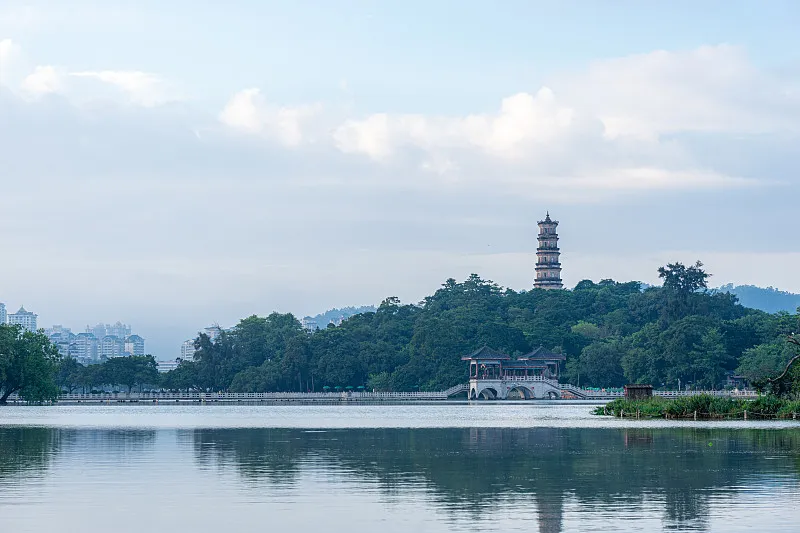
[[162, 263, 799, 393]]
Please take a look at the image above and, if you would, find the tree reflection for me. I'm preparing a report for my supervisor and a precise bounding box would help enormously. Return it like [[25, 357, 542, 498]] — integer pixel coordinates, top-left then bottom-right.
[[192, 427, 800, 532], [0, 427, 60, 484]]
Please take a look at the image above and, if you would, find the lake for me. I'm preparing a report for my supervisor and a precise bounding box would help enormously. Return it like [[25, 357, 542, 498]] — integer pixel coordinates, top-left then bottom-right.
[[2, 403, 800, 532]]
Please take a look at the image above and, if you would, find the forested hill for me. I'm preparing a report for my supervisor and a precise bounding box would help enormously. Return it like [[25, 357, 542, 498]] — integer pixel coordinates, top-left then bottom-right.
[[163, 264, 800, 394], [715, 284, 800, 314]]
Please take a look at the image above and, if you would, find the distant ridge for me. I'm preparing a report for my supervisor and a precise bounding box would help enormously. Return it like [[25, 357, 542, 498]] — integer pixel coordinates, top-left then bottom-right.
[[306, 305, 376, 327], [715, 284, 800, 314]]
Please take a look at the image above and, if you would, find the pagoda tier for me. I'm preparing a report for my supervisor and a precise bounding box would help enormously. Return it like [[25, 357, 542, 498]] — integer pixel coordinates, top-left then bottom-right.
[[534, 212, 563, 289]]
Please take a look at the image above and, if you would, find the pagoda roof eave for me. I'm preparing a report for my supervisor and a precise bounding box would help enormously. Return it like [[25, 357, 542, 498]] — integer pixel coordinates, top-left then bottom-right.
[[518, 346, 566, 361], [462, 345, 511, 360]]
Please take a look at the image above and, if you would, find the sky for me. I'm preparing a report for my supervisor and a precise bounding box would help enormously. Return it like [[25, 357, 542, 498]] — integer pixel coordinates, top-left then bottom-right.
[[1, 0, 799, 358]]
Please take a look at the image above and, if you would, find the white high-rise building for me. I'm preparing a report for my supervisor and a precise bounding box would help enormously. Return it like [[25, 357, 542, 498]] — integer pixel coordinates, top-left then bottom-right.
[[108, 321, 132, 339], [0, 302, 6, 324], [47, 327, 76, 357], [72, 333, 99, 362], [180, 339, 197, 362], [203, 325, 222, 340], [87, 322, 132, 339], [99, 335, 125, 358], [8, 306, 38, 332], [124, 334, 145, 356], [301, 317, 319, 332]]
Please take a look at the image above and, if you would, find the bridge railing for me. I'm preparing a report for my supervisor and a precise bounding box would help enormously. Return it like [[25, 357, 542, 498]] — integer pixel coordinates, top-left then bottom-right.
[[11, 386, 759, 403], [473, 375, 554, 382], [55, 390, 453, 401]]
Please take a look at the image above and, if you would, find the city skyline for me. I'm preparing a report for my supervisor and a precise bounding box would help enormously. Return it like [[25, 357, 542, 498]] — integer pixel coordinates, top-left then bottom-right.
[[2, 1, 799, 358]]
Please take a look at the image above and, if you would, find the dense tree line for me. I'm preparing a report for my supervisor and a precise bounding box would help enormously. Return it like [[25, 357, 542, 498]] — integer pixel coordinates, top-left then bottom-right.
[[56, 355, 160, 394], [163, 262, 800, 393], [5, 261, 798, 402]]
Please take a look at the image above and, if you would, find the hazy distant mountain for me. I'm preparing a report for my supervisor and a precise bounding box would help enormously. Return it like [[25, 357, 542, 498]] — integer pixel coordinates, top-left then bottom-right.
[[715, 284, 800, 314], [306, 306, 376, 327]]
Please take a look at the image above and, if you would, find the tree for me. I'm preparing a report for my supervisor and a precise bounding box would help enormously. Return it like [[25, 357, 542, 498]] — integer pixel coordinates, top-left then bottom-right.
[[56, 357, 85, 393], [367, 371, 392, 392], [736, 340, 795, 383], [101, 355, 159, 393], [0, 324, 61, 404], [576, 341, 626, 387], [759, 335, 800, 397], [571, 321, 604, 341], [658, 261, 710, 294], [161, 361, 201, 392], [78, 363, 104, 393], [688, 328, 732, 389]]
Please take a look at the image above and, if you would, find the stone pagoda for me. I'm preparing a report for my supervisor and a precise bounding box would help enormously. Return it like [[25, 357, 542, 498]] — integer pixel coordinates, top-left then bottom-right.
[[534, 212, 563, 289]]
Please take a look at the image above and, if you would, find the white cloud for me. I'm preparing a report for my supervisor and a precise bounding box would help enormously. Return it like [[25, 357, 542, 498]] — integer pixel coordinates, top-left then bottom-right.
[[324, 45, 800, 193], [5, 42, 796, 199], [21, 65, 62, 96], [333, 87, 579, 161], [219, 88, 322, 147], [69, 70, 176, 106], [331, 46, 800, 164], [564, 45, 800, 139]]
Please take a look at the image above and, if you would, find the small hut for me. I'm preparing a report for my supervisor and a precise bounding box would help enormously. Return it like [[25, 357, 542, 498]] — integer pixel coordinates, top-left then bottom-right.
[[624, 384, 653, 400]]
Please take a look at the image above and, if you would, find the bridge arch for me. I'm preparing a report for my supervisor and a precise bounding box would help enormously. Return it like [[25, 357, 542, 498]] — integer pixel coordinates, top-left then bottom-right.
[[476, 387, 498, 400], [507, 386, 533, 400]]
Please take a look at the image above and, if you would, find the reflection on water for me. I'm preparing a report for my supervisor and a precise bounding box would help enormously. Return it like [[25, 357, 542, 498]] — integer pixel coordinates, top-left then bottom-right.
[[191, 427, 800, 532], [1, 411, 800, 532], [0, 426, 60, 483]]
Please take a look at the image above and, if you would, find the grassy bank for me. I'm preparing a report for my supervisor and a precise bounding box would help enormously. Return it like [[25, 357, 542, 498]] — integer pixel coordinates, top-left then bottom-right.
[[594, 395, 800, 420]]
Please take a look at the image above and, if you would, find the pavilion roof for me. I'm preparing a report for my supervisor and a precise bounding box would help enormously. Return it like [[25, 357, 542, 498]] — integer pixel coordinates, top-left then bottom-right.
[[503, 361, 549, 369], [518, 346, 566, 361], [461, 346, 511, 361]]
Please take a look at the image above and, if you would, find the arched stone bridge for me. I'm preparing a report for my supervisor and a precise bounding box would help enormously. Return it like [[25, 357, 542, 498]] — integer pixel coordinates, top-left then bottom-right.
[[470, 376, 565, 400]]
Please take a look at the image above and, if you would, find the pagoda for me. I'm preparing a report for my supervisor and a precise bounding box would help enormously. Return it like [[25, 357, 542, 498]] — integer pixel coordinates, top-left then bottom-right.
[[534, 212, 563, 289]]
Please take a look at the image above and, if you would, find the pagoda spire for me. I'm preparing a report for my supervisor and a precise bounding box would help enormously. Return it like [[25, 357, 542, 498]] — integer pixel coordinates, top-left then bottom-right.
[[534, 212, 563, 290]]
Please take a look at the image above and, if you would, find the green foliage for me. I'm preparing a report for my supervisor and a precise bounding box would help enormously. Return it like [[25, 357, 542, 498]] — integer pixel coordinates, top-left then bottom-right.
[[570, 339, 626, 387], [99, 355, 159, 393], [0, 324, 61, 403], [366, 371, 392, 392], [56, 356, 85, 393], [159, 361, 200, 391], [597, 394, 800, 419], [737, 341, 795, 383], [158, 267, 797, 393], [658, 261, 710, 295], [776, 400, 800, 419]]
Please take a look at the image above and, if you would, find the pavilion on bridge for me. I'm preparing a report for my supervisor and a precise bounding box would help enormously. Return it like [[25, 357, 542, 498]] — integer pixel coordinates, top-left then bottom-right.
[[463, 346, 565, 381]]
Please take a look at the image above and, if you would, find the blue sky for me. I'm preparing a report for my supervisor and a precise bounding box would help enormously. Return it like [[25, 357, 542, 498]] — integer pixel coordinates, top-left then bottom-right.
[[1, 1, 799, 357]]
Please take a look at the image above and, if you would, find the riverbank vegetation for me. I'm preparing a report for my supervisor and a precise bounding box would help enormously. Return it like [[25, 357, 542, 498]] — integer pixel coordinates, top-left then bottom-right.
[[595, 395, 800, 419]]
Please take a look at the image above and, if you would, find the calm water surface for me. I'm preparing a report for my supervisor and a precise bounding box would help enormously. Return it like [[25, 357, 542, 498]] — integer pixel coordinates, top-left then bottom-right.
[[2, 403, 800, 532]]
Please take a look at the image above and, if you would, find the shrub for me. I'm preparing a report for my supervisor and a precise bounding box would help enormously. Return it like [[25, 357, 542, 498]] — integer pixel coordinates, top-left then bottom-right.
[[776, 400, 800, 419]]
